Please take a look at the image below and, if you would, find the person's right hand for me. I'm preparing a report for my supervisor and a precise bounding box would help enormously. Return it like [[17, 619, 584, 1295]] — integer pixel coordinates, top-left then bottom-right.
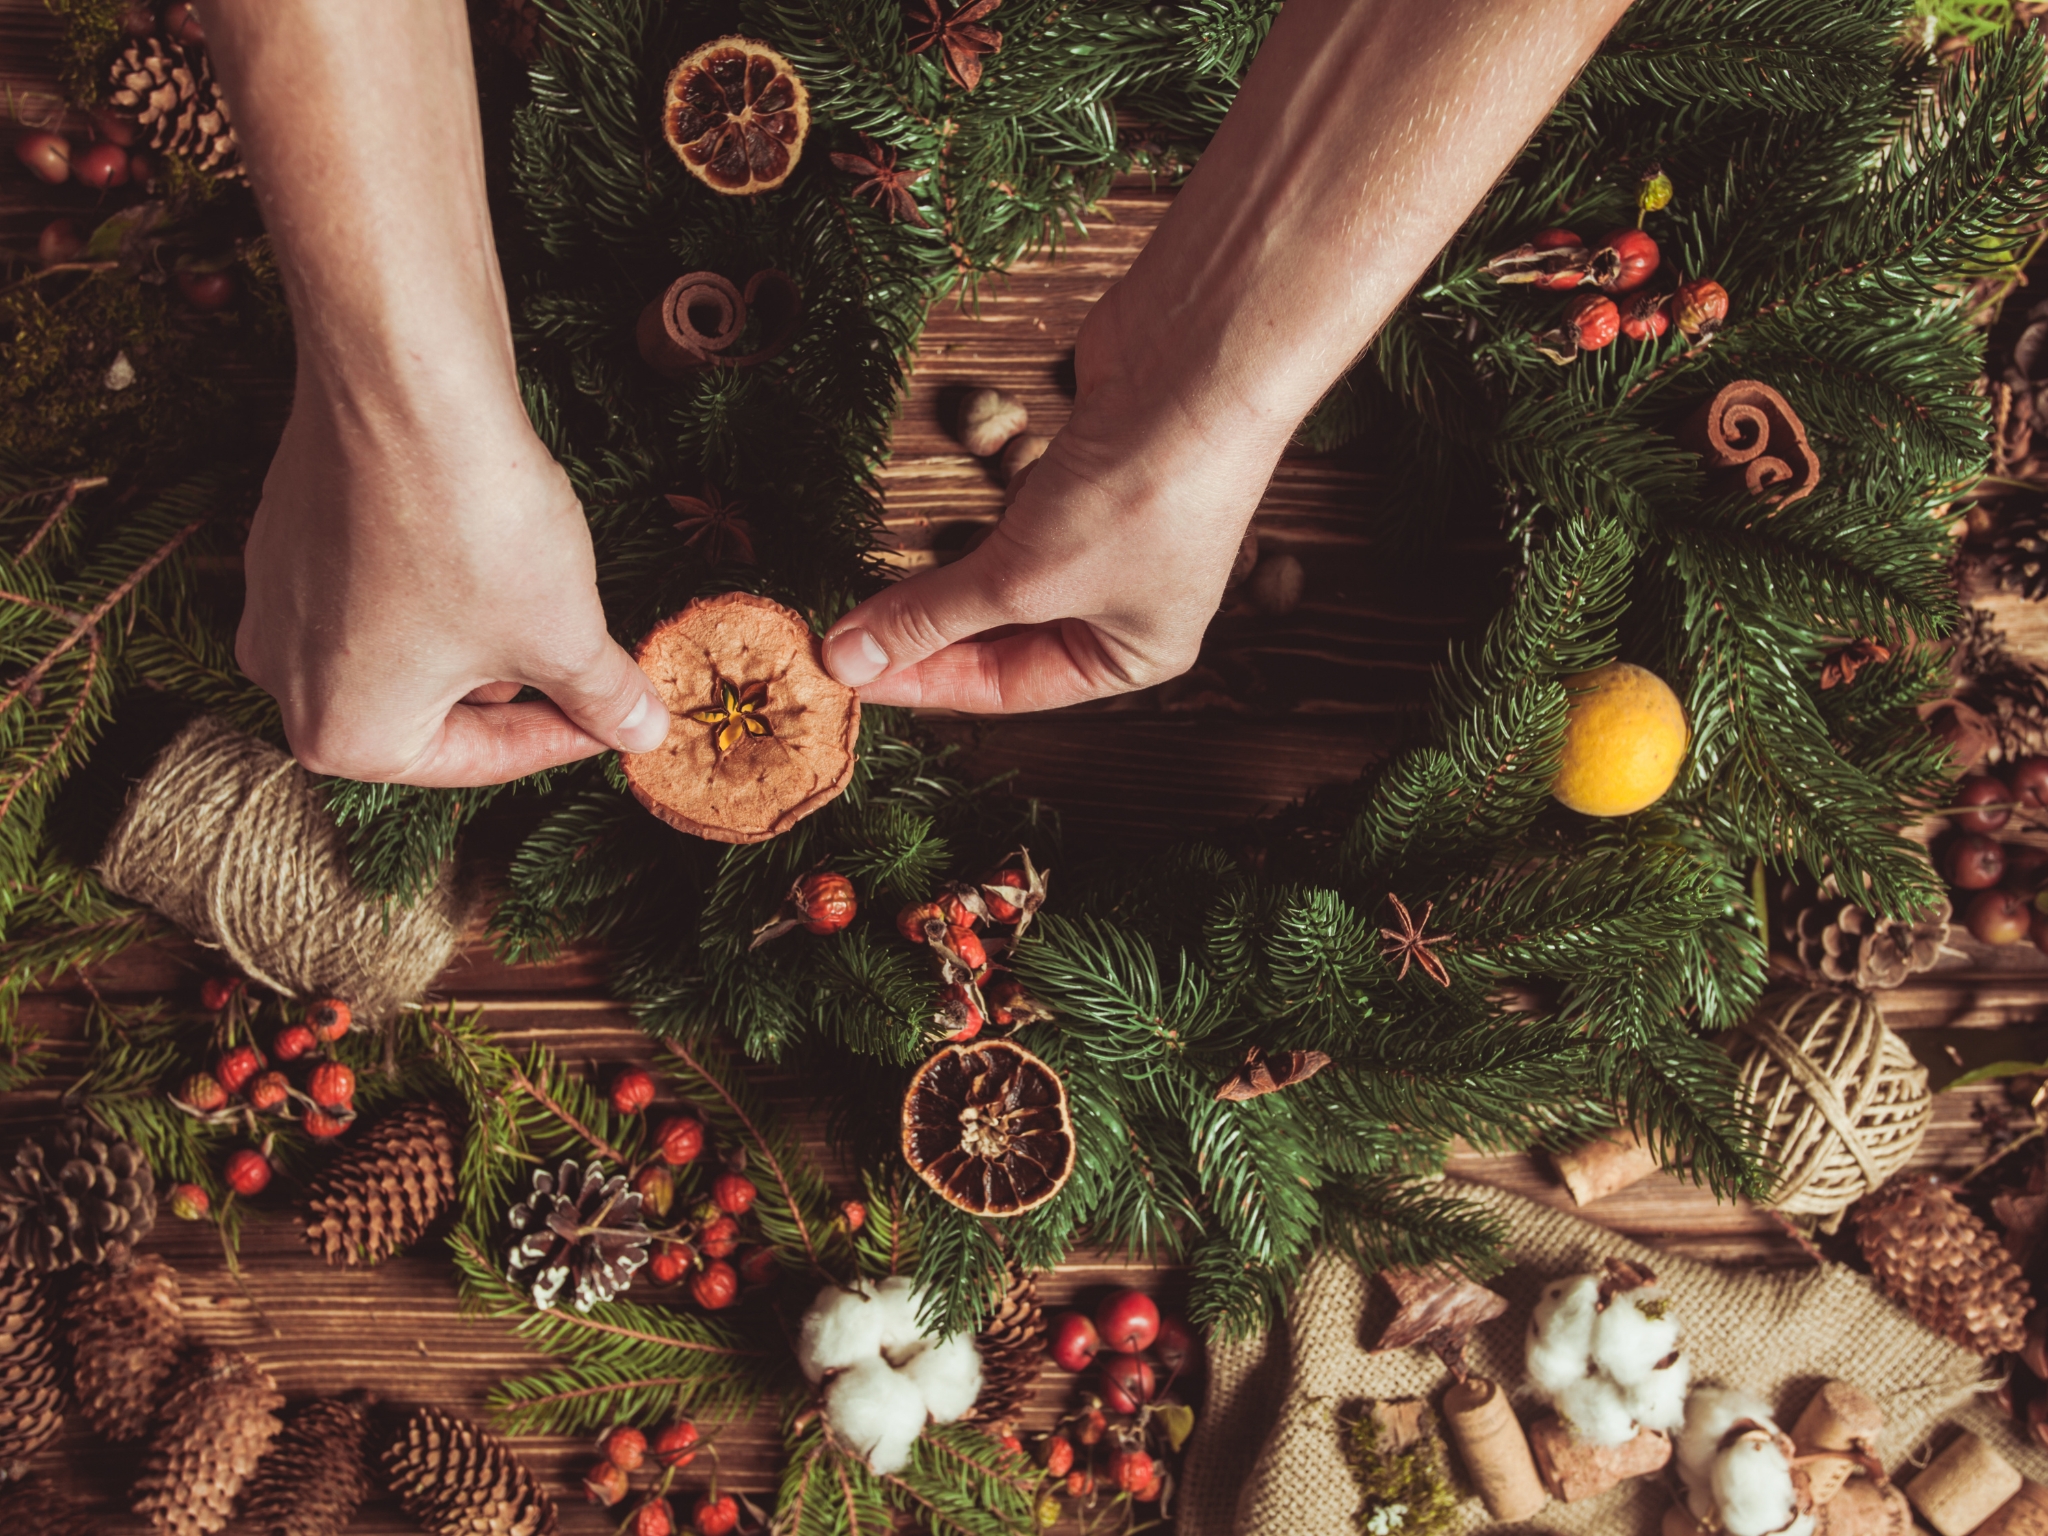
[[235, 375, 670, 787]]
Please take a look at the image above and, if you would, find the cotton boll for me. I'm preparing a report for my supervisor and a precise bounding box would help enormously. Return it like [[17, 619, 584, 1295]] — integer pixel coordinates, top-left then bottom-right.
[[1589, 1289, 1681, 1386], [1556, 1378, 1639, 1448], [797, 1282, 888, 1384], [1622, 1352, 1691, 1434], [1678, 1389, 1775, 1505], [1526, 1274, 1601, 1396], [871, 1275, 928, 1358], [825, 1356, 930, 1476], [902, 1329, 983, 1423], [1710, 1429, 1801, 1536]]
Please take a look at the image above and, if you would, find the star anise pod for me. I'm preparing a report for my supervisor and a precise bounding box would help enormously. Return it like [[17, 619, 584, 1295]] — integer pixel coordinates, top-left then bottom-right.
[[667, 485, 756, 567], [1380, 893, 1452, 988], [1820, 639, 1892, 690], [903, 0, 1002, 92], [829, 136, 929, 226]]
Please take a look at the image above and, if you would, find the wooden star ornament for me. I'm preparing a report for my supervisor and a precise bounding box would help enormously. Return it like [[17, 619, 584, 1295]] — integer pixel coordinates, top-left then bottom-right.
[[903, 0, 1002, 92]]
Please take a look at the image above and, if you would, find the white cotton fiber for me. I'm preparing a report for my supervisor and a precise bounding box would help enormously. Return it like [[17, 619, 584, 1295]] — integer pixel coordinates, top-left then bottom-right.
[[1589, 1290, 1681, 1386], [1677, 1387, 1774, 1497], [825, 1356, 930, 1476], [797, 1282, 889, 1384], [901, 1330, 983, 1423], [870, 1275, 927, 1358], [1622, 1352, 1691, 1434], [1556, 1379, 1640, 1448], [1710, 1429, 1801, 1536], [1526, 1274, 1602, 1395]]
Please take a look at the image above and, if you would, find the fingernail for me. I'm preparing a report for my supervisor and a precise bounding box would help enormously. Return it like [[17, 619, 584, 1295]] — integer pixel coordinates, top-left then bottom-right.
[[825, 628, 890, 687], [617, 693, 670, 753]]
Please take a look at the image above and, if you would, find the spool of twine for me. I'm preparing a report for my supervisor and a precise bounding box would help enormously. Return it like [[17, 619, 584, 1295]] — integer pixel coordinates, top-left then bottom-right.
[[97, 716, 466, 1023], [1733, 987, 1931, 1221]]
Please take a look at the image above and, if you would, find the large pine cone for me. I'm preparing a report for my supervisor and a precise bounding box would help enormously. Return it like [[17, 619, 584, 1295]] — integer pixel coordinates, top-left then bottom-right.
[[131, 1347, 285, 1535], [106, 36, 242, 179], [966, 1270, 1044, 1424], [384, 1405, 558, 1536], [0, 1476, 97, 1536], [1778, 879, 1949, 990], [1855, 1175, 2032, 1355], [303, 1101, 458, 1266], [504, 1159, 648, 1312], [0, 1259, 63, 1468], [63, 1252, 186, 1439], [243, 1395, 374, 1536], [0, 1117, 156, 1273]]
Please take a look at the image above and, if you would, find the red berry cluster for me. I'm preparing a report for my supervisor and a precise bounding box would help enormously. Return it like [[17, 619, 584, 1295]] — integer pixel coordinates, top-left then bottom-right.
[[1033, 1289, 1199, 1519], [581, 1421, 747, 1536], [605, 1069, 768, 1312], [894, 849, 1052, 1044], [1939, 759, 2048, 950], [1487, 221, 1730, 364]]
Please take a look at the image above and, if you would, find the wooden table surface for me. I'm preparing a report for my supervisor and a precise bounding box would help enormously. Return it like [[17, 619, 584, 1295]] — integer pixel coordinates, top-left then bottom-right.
[[7, 4, 2048, 1529]]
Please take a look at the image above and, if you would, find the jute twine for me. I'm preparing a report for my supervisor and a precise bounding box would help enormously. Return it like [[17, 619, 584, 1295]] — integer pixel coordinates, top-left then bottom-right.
[[1733, 986, 1931, 1221], [98, 716, 466, 1023]]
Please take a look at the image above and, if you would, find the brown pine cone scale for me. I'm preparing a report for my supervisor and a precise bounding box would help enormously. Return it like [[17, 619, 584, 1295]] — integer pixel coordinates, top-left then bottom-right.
[[302, 1100, 458, 1267], [967, 1270, 1044, 1424], [131, 1347, 285, 1535], [0, 1476, 97, 1536], [385, 1405, 558, 1536], [106, 36, 242, 179], [243, 1394, 375, 1536], [1855, 1175, 2032, 1356], [63, 1252, 186, 1438], [0, 1259, 63, 1468]]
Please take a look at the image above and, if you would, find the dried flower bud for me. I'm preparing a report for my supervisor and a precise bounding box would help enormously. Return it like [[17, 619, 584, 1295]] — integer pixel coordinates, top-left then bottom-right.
[[956, 387, 1029, 457]]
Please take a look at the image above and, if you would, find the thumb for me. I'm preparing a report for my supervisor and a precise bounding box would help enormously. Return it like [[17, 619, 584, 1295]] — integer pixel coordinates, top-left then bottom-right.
[[824, 545, 1020, 688], [530, 636, 672, 753]]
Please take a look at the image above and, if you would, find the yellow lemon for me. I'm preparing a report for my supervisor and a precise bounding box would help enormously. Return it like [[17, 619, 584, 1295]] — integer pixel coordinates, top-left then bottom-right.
[[1551, 662, 1688, 817]]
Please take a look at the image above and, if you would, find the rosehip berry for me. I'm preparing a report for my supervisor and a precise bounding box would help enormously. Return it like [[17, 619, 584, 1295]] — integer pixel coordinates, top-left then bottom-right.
[[635, 1497, 674, 1536], [175, 269, 234, 310], [657, 1116, 706, 1165], [985, 977, 1050, 1028], [1035, 1494, 1063, 1527], [711, 1173, 756, 1215], [225, 1149, 271, 1196], [303, 1107, 349, 1138], [999, 1433, 1023, 1454], [897, 900, 948, 945], [937, 984, 984, 1043], [945, 924, 987, 973], [72, 141, 129, 190], [168, 1183, 210, 1220], [602, 1425, 648, 1471], [1153, 1313, 1200, 1373], [308, 999, 352, 1041], [1591, 227, 1660, 293], [1094, 1289, 1159, 1353], [839, 1199, 866, 1232], [15, 132, 72, 185], [611, 1068, 657, 1115], [693, 1494, 739, 1536], [1953, 775, 2012, 834], [795, 872, 857, 934], [1065, 1470, 1094, 1498], [1671, 277, 1729, 338], [272, 1025, 316, 1061], [198, 975, 242, 1012], [981, 866, 1029, 923], [655, 1420, 700, 1468], [216, 1046, 263, 1095], [584, 1459, 629, 1507], [690, 1259, 739, 1310], [1132, 1474, 1163, 1503], [1047, 1312, 1100, 1372], [1617, 290, 1669, 343], [1099, 1352, 1156, 1415], [1528, 228, 1586, 290], [1561, 292, 1621, 352], [698, 1216, 740, 1258], [1041, 1435, 1075, 1477], [309, 1061, 355, 1110], [636, 1163, 677, 1219], [1948, 832, 2006, 890], [737, 1245, 777, 1286], [1075, 1410, 1107, 1446], [180, 1073, 229, 1113], [649, 1242, 693, 1285], [247, 1071, 290, 1112], [1110, 1449, 1154, 1494]]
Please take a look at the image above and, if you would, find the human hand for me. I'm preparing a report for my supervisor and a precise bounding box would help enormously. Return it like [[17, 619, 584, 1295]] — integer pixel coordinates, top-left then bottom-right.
[[235, 377, 670, 786]]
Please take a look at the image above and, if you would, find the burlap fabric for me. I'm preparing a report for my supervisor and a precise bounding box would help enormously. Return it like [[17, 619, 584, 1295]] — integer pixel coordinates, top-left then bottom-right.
[[1179, 1178, 2045, 1535]]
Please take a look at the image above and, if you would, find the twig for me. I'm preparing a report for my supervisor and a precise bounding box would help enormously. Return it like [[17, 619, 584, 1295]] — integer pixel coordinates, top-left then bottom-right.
[[0, 261, 120, 301], [502, 1060, 634, 1169], [17, 475, 107, 561], [0, 626, 100, 827], [664, 1037, 820, 1266]]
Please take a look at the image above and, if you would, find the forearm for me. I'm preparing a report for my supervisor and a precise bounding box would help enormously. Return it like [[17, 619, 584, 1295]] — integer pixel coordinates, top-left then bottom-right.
[[1113, 0, 1631, 435]]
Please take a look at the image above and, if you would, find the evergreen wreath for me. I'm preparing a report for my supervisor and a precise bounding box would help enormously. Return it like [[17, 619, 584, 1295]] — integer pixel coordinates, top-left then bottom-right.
[[3, 0, 2044, 1372]]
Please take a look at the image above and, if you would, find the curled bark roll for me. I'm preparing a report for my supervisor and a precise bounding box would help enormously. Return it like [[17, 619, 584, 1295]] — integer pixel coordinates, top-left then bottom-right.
[[1678, 380, 1821, 505], [635, 268, 802, 376]]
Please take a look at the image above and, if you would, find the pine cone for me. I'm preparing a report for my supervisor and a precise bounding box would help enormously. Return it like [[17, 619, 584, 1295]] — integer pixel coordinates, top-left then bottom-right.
[[106, 36, 242, 179], [1984, 502, 2048, 602], [131, 1347, 285, 1536], [966, 1270, 1044, 1424], [1855, 1175, 2033, 1356], [243, 1394, 374, 1536], [63, 1252, 186, 1439], [384, 1405, 558, 1536], [503, 1159, 648, 1312], [0, 1476, 97, 1536], [0, 1117, 157, 1273], [1778, 880, 1950, 990], [302, 1101, 458, 1267], [0, 1259, 62, 1469]]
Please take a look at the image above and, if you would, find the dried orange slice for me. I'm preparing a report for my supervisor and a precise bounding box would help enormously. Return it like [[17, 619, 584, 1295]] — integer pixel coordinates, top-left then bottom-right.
[[902, 1040, 1075, 1217], [623, 592, 859, 844], [662, 37, 810, 196]]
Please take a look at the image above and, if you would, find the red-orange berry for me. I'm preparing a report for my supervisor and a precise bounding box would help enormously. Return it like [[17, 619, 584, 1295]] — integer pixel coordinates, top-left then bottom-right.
[[584, 1459, 629, 1507], [603, 1426, 648, 1471], [839, 1199, 866, 1232], [303, 1107, 349, 1138], [657, 1116, 706, 1166], [169, 1183, 210, 1220], [737, 1245, 777, 1286], [199, 975, 242, 1011], [650, 1242, 693, 1285], [1065, 1470, 1094, 1498], [690, 1260, 739, 1310], [247, 1071, 290, 1112], [795, 872, 857, 934], [634, 1497, 674, 1536], [272, 1025, 316, 1061], [693, 1494, 739, 1536], [308, 999, 352, 1041], [225, 1149, 271, 1196], [216, 1046, 263, 1095], [180, 1073, 229, 1113], [1110, 1449, 1154, 1494], [698, 1217, 740, 1258], [309, 1061, 355, 1111], [655, 1420, 700, 1468], [611, 1068, 657, 1115], [896, 901, 947, 945], [711, 1174, 756, 1215], [1042, 1436, 1074, 1477]]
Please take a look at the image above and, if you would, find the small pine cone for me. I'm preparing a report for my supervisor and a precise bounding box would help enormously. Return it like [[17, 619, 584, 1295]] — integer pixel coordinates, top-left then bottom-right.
[[1986, 504, 2048, 602], [0, 1259, 63, 1467], [63, 1252, 186, 1439], [302, 1101, 458, 1267], [0, 1117, 157, 1274], [384, 1405, 559, 1536], [243, 1395, 374, 1536], [966, 1270, 1044, 1424], [1855, 1175, 2033, 1356], [503, 1159, 649, 1312], [0, 1476, 97, 1536], [131, 1347, 285, 1536], [1780, 880, 1951, 991], [105, 37, 243, 179]]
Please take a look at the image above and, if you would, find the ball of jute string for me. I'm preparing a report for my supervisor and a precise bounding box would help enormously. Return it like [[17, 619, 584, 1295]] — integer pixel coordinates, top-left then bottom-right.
[[96, 715, 466, 1024], [1733, 986, 1931, 1224]]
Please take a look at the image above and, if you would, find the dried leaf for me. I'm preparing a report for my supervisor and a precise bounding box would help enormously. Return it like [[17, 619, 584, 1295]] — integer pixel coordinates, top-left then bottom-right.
[[1214, 1046, 1333, 1102]]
